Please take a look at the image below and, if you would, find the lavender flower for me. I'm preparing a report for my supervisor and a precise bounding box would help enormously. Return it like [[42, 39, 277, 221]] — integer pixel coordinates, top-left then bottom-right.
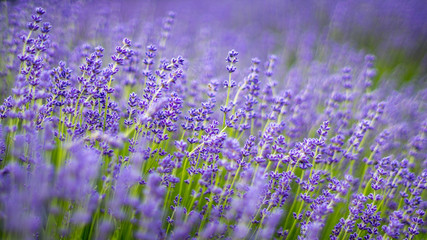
[[0, 1, 426, 240]]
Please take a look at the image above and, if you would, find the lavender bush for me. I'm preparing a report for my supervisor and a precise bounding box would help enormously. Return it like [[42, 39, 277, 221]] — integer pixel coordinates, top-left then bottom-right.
[[0, 0, 426, 239]]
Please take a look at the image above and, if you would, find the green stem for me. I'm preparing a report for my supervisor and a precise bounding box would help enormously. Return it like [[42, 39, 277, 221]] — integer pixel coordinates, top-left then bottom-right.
[[222, 70, 233, 129]]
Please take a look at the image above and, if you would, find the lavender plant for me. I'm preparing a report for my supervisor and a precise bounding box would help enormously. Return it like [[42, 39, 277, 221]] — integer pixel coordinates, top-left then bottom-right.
[[0, 0, 426, 239]]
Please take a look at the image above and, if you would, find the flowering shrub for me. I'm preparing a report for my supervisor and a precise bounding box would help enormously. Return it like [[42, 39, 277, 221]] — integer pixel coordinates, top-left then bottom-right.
[[0, 0, 426, 239]]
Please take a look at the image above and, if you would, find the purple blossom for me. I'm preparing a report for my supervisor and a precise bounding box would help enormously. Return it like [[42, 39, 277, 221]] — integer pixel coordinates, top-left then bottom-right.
[[0, 1, 425, 239]]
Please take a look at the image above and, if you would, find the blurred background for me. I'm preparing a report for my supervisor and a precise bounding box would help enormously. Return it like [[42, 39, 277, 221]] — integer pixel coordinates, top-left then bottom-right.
[[1, 0, 426, 91]]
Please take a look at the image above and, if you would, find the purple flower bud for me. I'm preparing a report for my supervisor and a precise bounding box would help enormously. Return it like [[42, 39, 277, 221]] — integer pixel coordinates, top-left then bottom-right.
[[41, 22, 52, 33], [35, 7, 45, 15], [27, 22, 39, 31], [122, 38, 132, 47]]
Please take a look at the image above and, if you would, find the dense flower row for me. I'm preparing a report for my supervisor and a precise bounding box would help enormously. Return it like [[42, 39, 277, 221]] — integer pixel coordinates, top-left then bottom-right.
[[0, 1, 426, 240]]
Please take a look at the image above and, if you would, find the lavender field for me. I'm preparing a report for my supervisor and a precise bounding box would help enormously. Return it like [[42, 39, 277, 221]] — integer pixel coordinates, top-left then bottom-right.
[[0, 0, 426, 239]]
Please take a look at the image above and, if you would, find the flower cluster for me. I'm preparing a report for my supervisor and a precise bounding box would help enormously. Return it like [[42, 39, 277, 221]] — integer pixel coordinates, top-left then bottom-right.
[[0, 1, 426, 240]]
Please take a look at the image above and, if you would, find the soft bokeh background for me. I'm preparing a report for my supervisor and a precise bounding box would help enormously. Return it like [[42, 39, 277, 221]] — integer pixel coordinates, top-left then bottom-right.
[[2, 0, 426, 94]]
